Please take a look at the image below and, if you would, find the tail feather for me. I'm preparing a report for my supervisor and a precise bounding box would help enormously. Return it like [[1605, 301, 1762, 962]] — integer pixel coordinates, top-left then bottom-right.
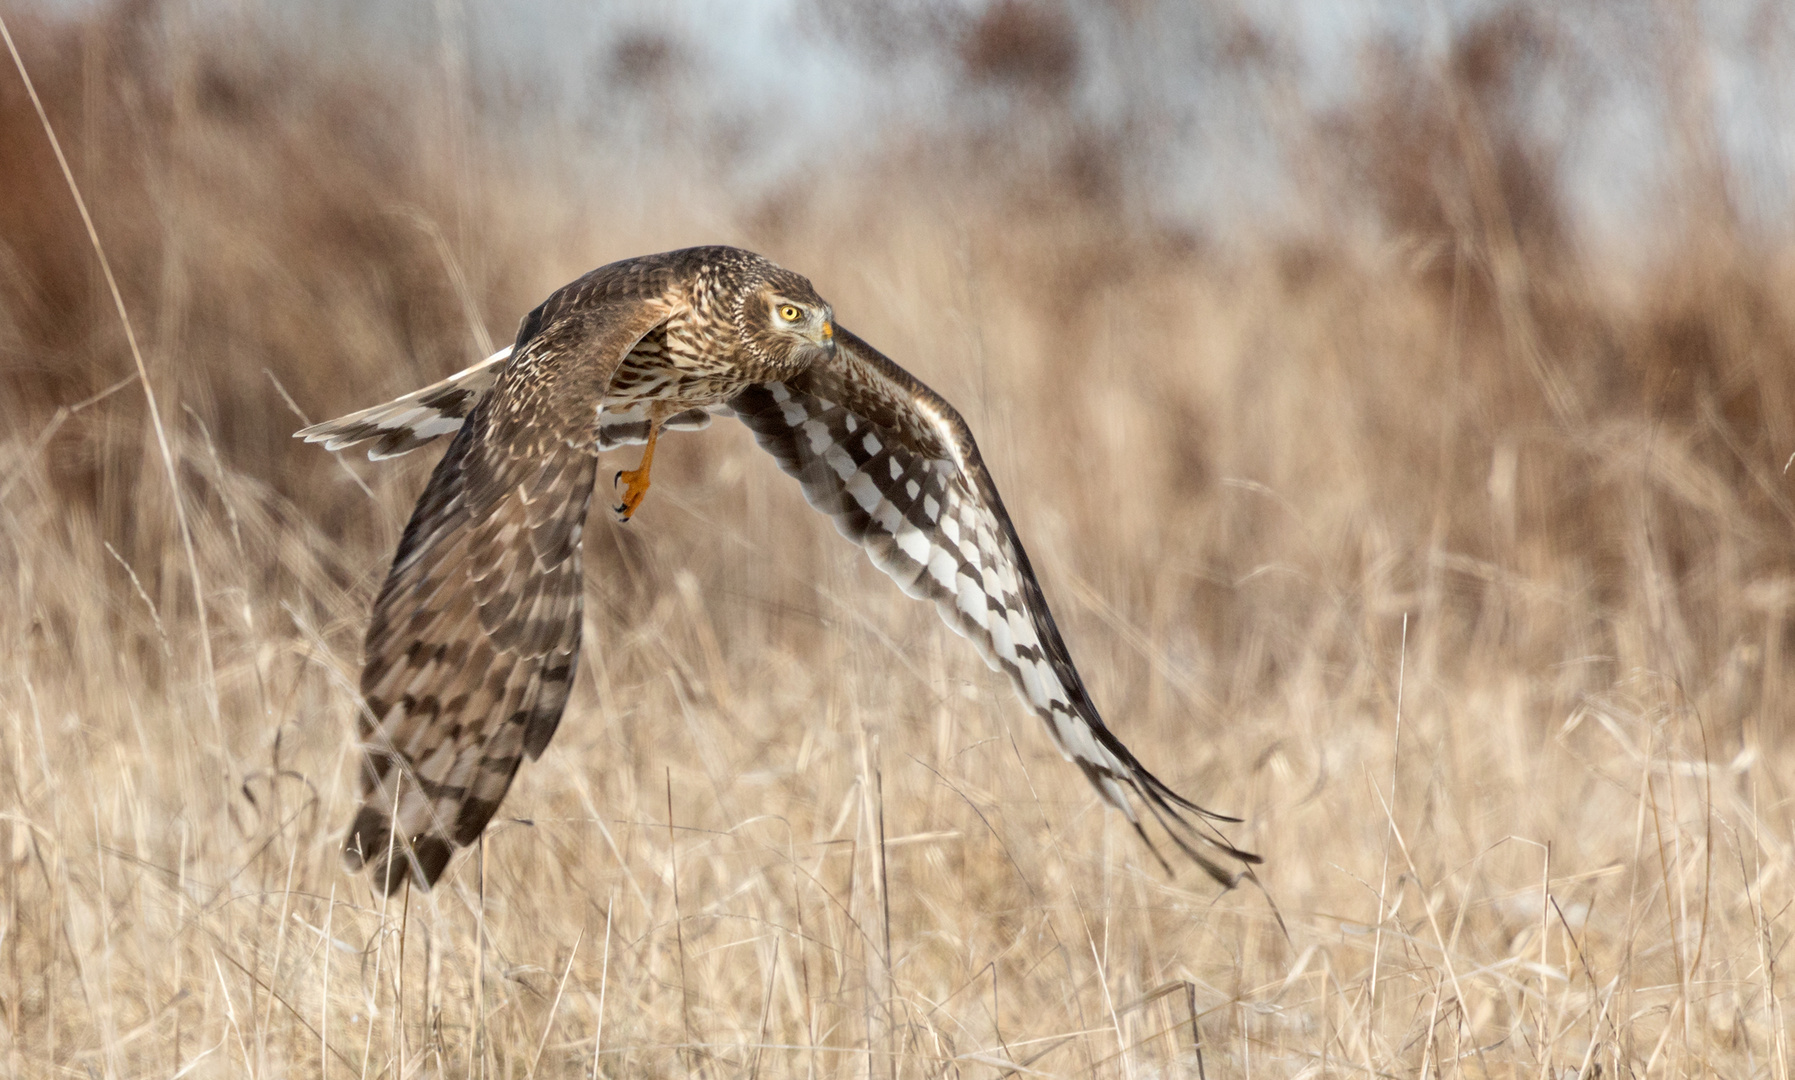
[[297, 345, 720, 458], [296, 346, 512, 459]]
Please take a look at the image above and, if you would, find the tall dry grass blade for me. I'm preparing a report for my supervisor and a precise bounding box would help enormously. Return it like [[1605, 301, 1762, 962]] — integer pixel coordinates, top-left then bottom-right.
[[104, 541, 172, 657], [0, 11, 218, 727], [393, 881, 410, 1077], [591, 892, 613, 1079], [873, 738, 895, 1080], [528, 928, 582, 1078], [474, 835, 487, 1080], [750, 938, 779, 1080], [668, 767, 695, 1078], [1369, 613, 1409, 1022], [321, 884, 335, 1080], [0, 372, 133, 504], [257, 808, 305, 1072], [393, 205, 495, 358]]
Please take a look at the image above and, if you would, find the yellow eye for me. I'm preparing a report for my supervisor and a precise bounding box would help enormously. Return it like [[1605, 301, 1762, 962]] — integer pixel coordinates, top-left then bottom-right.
[[777, 304, 802, 322]]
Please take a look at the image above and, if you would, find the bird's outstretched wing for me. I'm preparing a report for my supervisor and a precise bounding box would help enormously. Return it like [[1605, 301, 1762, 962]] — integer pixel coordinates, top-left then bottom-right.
[[730, 328, 1258, 884], [338, 290, 673, 894]]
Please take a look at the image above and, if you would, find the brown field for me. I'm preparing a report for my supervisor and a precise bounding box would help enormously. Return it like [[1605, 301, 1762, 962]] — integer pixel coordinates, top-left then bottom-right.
[[2, 3, 1792, 1077]]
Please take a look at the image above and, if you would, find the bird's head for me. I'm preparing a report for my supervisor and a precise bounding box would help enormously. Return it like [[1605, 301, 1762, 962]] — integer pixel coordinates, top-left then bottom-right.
[[735, 265, 835, 373]]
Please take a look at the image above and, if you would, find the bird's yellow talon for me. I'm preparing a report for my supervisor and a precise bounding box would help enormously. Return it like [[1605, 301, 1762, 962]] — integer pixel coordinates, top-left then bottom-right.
[[614, 468, 650, 520], [612, 425, 659, 521]]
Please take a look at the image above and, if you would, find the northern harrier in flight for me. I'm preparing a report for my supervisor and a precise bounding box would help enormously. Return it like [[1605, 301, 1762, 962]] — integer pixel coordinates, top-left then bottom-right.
[[299, 246, 1257, 893]]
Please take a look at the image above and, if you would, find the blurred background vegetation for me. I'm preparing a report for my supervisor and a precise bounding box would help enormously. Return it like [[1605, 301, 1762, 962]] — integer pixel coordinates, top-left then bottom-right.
[[2, 1, 1792, 1077]]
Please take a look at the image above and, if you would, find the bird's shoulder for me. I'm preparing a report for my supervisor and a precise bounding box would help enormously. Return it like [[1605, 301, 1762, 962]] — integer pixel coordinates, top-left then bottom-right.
[[520, 246, 770, 339], [801, 327, 979, 467]]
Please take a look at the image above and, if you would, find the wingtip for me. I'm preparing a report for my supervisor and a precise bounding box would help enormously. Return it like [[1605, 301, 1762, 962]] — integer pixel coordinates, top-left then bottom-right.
[[1135, 814, 1247, 889], [1140, 769, 1245, 824], [343, 805, 454, 895], [368, 835, 451, 895], [1127, 770, 1261, 882]]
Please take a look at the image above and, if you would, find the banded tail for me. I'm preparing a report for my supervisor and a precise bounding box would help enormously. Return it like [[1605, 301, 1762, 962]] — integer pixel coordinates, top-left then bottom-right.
[[298, 348, 513, 459], [297, 344, 718, 459]]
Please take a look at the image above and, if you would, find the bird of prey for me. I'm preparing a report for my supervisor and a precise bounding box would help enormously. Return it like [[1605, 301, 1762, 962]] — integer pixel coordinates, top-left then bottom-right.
[[298, 246, 1257, 894]]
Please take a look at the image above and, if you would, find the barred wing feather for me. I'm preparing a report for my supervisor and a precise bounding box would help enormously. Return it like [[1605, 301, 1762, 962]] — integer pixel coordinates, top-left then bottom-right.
[[730, 328, 1257, 884], [334, 292, 673, 894], [341, 415, 594, 892]]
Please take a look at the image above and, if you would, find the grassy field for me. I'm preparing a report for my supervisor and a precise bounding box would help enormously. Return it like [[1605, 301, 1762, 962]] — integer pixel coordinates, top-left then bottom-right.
[[2, 3, 1792, 1077]]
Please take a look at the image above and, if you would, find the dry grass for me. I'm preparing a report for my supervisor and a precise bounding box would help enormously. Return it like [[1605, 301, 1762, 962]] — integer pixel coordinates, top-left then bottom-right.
[[2, 3, 1793, 1077]]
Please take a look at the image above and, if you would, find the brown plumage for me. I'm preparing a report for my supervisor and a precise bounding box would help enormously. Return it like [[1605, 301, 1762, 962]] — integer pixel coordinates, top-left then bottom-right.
[[299, 245, 1258, 894]]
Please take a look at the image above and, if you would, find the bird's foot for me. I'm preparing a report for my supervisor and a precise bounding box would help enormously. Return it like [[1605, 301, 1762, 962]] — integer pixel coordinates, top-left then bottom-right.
[[612, 424, 659, 521], [613, 465, 651, 520]]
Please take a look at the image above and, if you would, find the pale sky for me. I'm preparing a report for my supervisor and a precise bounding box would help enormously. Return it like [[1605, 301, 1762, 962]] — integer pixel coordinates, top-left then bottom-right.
[[280, 0, 1793, 252]]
